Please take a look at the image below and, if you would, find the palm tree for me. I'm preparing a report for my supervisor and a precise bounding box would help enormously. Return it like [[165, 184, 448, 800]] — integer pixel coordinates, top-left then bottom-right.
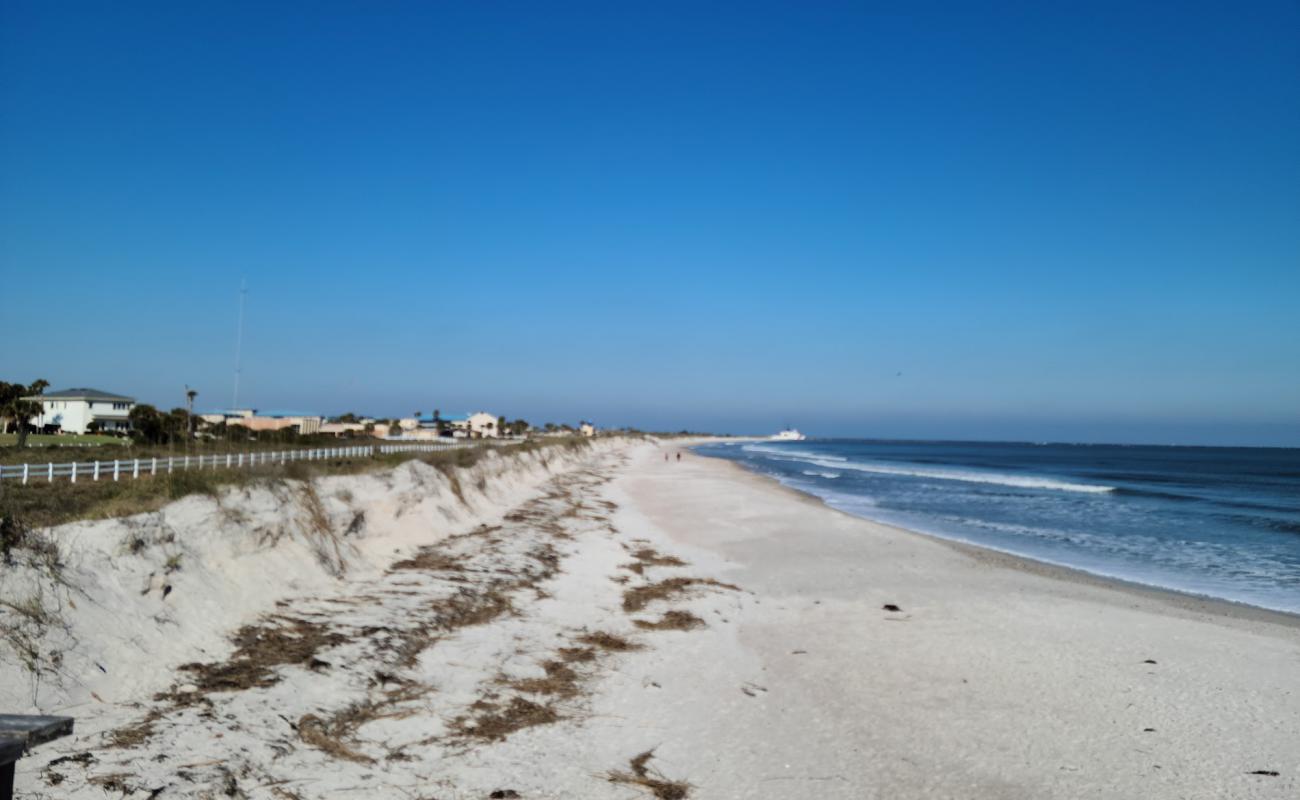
[[185, 387, 198, 437], [0, 378, 48, 448]]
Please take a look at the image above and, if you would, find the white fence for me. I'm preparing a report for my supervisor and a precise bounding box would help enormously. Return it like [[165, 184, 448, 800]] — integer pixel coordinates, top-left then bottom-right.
[[0, 439, 517, 484]]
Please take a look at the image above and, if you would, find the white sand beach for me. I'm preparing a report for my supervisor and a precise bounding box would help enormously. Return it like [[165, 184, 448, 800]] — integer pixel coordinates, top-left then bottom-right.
[[4, 438, 1297, 798]]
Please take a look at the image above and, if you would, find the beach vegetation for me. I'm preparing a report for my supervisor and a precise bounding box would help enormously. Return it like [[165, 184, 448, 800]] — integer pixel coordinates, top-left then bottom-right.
[[127, 404, 196, 445], [607, 750, 691, 799], [633, 610, 705, 631], [0, 437, 594, 529], [0, 378, 49, 449], [622, 577, 739, 613]]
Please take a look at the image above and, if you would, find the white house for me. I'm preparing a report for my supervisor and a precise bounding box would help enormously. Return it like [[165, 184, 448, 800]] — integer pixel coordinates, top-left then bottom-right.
[[580, 422, 596, 438], [465, 411, 500, 438], [27, 387, 135, 435], [417, 411, 501, 438]]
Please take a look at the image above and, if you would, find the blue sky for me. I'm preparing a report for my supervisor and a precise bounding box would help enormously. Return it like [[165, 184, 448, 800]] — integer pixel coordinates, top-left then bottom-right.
[[2, 1, 1297, 444]]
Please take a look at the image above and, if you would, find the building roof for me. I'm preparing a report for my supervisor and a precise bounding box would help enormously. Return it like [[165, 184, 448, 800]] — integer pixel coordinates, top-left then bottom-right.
[[203, 409, 322, 418], [419, 413, 470, 422], [33, 387, 134, 402]]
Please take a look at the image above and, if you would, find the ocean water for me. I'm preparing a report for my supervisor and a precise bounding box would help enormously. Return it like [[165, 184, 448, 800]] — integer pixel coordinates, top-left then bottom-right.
[[693, 439, 1300, 614]]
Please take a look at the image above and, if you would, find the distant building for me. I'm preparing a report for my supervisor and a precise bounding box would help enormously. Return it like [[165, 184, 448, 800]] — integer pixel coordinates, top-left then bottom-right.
[[320, 421, 371, 437], [202, 409, 323, 435], [418, 411, 501, 439], [466, 411, 500, 438], [580, 422, 596, 438], [417, 412, 463, 438], [26, 387, 135, 435]]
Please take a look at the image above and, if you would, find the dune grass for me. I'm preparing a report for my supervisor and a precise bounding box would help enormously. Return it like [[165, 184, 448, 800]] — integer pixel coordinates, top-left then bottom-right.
[[0, 437, 594, 530]]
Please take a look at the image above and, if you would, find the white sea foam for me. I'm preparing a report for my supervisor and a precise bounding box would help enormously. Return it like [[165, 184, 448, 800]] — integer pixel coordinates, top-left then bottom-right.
[[832, 460, 1113, 493], [710, 442, 1300, 614], [742, 443, 847, 462], [801, 469, 841, 479], [753, 450, 1114, 494]]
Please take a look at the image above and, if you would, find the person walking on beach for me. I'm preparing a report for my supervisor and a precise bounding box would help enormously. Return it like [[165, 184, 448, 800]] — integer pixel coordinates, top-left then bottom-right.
[[676, 452, 681, 462]]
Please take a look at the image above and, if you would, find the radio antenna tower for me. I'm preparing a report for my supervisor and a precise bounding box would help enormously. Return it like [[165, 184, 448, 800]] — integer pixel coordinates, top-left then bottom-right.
[[232, 278, 247, 409]]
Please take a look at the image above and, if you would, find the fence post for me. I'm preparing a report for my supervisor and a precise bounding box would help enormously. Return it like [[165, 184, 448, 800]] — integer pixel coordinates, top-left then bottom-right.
[[133, 459, 140, 479], [22, 463, 29, 485], [71, 462, 77, 483], [152, 457, 157, 475], [94, 461, 100, 481], [226, 454, 232, 468], [168, 457, 174, 474], [113, 460, 120, 481]]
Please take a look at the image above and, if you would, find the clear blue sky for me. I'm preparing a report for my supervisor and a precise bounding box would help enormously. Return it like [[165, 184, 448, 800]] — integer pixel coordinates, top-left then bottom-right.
[[3, 1, 1297, 445]]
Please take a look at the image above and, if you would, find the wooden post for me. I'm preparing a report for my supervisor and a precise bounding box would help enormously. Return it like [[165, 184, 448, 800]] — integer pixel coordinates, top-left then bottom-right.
[[132, 459, 140, 479], [113, 460, 120, 481], [152, 457, 157, 475], [71, 462, 77, 483], [93, 461, 100, 481], [21, 463, 28, 484]]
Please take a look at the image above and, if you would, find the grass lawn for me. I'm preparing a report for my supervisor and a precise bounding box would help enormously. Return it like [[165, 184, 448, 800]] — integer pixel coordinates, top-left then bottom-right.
[[0, 433, 126, 447], [0, 434, 379, 465]]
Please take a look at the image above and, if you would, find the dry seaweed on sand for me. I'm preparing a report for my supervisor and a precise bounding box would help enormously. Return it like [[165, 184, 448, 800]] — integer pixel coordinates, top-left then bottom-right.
[[507, 659, 582, 697], [630, 547, 688, 568], [297, 710, 375, 764], [106, 709, 165, 749], [622, 577, 739, 613], [388, 547, 466, 572], [558, 645, 598, 663], [450, 696, 560, 741], [576, 630, 643, 652], [633, 610, 705, 631], [621, 545, 689, 575], [607, 750, 691, 799], [177, 617, 346, 693]]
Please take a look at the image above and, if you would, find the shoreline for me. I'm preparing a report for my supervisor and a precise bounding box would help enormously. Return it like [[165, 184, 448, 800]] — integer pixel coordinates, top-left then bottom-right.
[[695, 448, 1300, 630], [10, 438, 1298, 798]]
